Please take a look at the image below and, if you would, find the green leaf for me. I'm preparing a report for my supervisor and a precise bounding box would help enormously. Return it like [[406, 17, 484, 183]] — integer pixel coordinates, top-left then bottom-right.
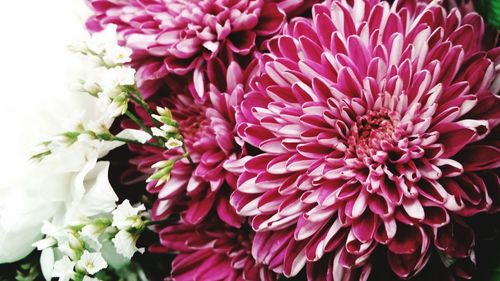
[[14, 259, 41, 281], [474, 0, 500, 29]]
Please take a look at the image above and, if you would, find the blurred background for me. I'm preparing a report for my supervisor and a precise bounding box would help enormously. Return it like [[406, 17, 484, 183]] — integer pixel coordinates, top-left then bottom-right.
[[0, 0, 90, 184]]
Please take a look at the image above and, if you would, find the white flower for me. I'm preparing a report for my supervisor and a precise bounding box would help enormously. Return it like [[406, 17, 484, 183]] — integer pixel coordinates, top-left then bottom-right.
[[165, 138, 183, 149], [151, 125, 178, 138], [32, 237, 57, 251], [40, 248, 55, 280], [57, 233, 83, 261], [112, 200, 145, 230], [0, 23, 127, 266], [83, 276, 101, 281], [151, 127, 165, 137], [109, 93, 129, 117], [151, 160, 173, 169], [52, 256, 75, 281], [112, 230, 144, 259], [0, 168, 59, 263], [95, 92, 124, 118], [80, 224, 105, 251], [156, 106, 172, 117], [101, 66, 136, 90], [40, 221, 64, 237], [87, 24, 119, 54], [64, 161, 119, 225], [103, 45, 132, 66], [160, 124, 178, 133], [77, 250, 107, 275], [116, 129, 152, 144], [78, 79, 102, 97]]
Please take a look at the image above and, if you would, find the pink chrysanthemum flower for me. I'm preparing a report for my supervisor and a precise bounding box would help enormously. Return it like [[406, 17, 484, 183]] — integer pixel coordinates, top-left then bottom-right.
[[233, 0, 500, 279], [154, 219, 277, 281], [86, 0, 285, 98], [125, 58, 254, 227]]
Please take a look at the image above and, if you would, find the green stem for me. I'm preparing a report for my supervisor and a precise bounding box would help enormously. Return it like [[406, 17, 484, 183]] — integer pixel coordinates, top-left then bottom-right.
[[110, 136, 163, 148], [125, 110, 154, 136], [182, 144, 195, 167], [126, 92, 165, 147], [128, 88, 160, 127], [95, 132, 163, 148], [125, 86, 194, 167]]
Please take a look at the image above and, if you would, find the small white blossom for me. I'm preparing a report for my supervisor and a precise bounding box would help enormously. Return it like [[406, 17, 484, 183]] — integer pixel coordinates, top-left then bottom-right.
[[160, 124, 178, 133], [77, 250, 107, 275], [103, 45, 132, 66], [165, 138, 183, 149], [116, 129, 152, 144], [112, 200, 145, 230], [87, 25, 119, 54], [52, 256, 75, 281], [156, 106, 172, 117], [151, 114, 165, 124], [72, 79, 101, 97], [40, 221, 63, 236], [151, 127, 165, 137], [32, 237, 57, 251], [151, 125, 178, 138], [151, 160, 173, 169], [112, 230, 144, 259], [36, 222, 84, 260], [80, 224, 105, 251], [101, 66, 136, 90], [83, 276, 101, 281], [57, 233, 83, 261]]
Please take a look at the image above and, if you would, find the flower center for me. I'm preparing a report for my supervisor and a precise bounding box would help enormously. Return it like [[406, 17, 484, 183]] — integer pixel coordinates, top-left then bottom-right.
[[177, 103, 209, 141], [348, 109, 401, 160]]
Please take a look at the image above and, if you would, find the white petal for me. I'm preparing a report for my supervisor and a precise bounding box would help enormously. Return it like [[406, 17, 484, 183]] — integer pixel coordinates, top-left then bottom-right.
[[117, 129, 152, 144]]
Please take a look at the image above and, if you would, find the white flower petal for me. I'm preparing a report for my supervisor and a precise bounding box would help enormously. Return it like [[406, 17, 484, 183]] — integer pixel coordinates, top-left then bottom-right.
[[52, 256, 75, 281], [111, 200, 145, 230], [112, 230, 144, 259], [78, 250, 107, 275], [40, 248, 55, 281], [116, 129, 152, 144]]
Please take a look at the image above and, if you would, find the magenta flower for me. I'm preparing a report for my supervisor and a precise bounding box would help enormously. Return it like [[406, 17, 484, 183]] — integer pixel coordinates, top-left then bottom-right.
[[86, 0, 285, 98], [125, 59, 254, 227], [233, 0, 500, 279], [154, 219, 277, 281]]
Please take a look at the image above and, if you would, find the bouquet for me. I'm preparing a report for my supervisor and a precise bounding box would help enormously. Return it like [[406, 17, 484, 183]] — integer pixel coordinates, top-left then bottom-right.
[[1, 0, 499, 280]]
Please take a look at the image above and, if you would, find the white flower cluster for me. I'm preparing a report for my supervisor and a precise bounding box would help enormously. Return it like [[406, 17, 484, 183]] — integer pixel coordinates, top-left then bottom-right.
[[0, 23, 149, 268], [70, 24, 135, 118], [33, 200, 146, 281], [111, 200, 146, 259], [0, 148, 117, 264], [31, 25, 151, 163], [151, 107, 183, 150]]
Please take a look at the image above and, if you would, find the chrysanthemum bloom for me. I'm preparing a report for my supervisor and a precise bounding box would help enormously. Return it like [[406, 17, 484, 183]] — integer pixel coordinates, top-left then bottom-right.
[[124, 58, 255, 227], [86, 0, 285, 99], [154, 219, 277, 281], [233, 0, 500, 279]]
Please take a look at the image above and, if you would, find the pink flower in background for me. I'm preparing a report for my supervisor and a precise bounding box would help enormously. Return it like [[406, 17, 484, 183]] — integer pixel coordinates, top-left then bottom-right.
[[272, 0, 320, 17], [154, 219, 277, 281], [86, 0, 285, 98], [234, 0, 500, 279], [125, 58, 255, 227]]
